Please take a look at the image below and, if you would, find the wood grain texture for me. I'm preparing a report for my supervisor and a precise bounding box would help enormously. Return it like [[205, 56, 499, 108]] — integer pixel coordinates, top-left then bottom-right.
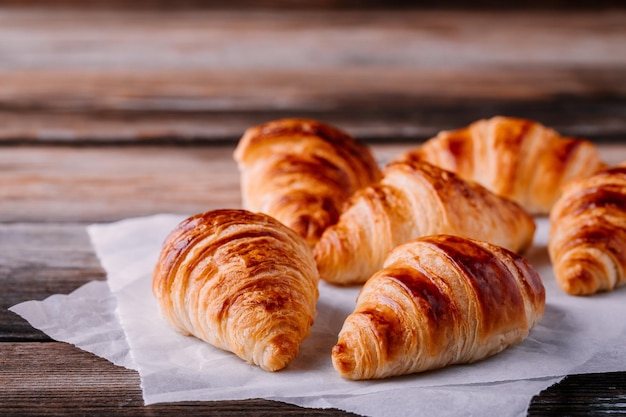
[[1, 10, 623, 70], [1, 143, 625, 223], [0, 0, 624, 10], [1, 334, 625, 417], [0, 223, 104, 340], [0, 145, 241, 222], [529, 372, 626, 416], [0, 342, 359, 416], [0, 70, 624, 143], [0, 9, 623, 143], [0, 342, 624, 416]]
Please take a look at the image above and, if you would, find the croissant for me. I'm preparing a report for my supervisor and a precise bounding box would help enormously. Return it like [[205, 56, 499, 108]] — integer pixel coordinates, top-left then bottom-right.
[[152, 209, 320, 372], [395, 116, 606, 214], [234, 118, 382, 246], [548, 163, 626, 295], [332, 234, 546, 380], [314, 159, 536, 285]]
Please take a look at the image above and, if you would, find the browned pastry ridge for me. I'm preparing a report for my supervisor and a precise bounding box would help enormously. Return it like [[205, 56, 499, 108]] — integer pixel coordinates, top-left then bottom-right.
[[395, 116, 606, 215], [152, 209, 320, 372], [314, 159, 536, 285], [332, 234, 546, 380], [234, 118, 382, 246], [549, 163, 626, 296]]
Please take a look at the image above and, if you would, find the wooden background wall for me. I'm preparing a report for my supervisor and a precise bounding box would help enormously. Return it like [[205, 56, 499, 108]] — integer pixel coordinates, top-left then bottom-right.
[[0, 1, 626, 143], [0, 1, 624, 144]]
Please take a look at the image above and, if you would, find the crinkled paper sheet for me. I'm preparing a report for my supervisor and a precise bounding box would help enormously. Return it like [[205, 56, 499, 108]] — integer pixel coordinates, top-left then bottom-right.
[[10, 215, 626, 417]]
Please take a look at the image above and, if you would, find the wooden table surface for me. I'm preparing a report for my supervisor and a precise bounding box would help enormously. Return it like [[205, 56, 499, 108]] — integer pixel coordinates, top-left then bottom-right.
[[1, 4, 625, 416]]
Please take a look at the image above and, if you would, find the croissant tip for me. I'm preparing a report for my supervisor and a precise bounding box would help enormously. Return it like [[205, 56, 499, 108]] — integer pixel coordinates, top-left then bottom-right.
[[558, 267, 597, 296], [331, 342, 357, 378], [554, 250, 616, 296], [259, 335, 300, 372]]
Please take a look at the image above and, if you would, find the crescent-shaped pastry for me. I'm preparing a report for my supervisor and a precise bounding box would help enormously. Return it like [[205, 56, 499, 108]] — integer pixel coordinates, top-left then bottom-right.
[[549, 163, 626, 295], [332, 234, 545, 380], [234, 118, 382, 246], [314, 159, 535, 285], [152, 209, 320, 372], [395, 116, 606, 214]]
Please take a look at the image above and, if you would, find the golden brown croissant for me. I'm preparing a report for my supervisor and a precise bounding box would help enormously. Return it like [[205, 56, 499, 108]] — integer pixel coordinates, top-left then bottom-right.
[[332, 234, 546, 380], [314, 159, 536, 285], [549, 163, 626, 295], [234, 118, 382, 246], [152, 209, 320, 372], [395, 116, 606, 214]]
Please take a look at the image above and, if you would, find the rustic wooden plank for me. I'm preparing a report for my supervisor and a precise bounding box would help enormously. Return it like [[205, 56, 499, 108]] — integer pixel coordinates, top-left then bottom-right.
[[0, 145, 242, 223], [1, 144, 626, 224], [0, 342, 625, 416], [0, 342, 358, 416], [0, 9, 623, 143], [529, 372, 626, 416], [0, 71, 624, 143], [0, 0, 623, 10], [3, 11, 613, 69], [1, 10, 623, 70], [1, 68, 624, 114], [0, 223, 105, 340]]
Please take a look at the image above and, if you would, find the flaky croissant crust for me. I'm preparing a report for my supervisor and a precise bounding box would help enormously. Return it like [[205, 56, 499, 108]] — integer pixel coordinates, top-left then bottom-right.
[[152, 209, 320, 372], [314, 159, 536, 285], [396, 116, 606, 215], [549, 164, 626, 295], [234, 118, 382, 246], [332, 234, 545, 380]]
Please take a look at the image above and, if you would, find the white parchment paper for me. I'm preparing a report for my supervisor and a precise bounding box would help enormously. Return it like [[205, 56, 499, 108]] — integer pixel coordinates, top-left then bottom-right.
[[10, 215, 626, 417]]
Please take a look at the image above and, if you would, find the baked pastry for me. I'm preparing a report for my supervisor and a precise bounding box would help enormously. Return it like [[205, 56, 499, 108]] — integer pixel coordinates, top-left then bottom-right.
[[332, 234, 545, 380], [234, 118, 382, 246], [395, 116, 606, 214], [314, 159, 536, 285], [152, 209, 320, 372], [549, 163, 626, 295]]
